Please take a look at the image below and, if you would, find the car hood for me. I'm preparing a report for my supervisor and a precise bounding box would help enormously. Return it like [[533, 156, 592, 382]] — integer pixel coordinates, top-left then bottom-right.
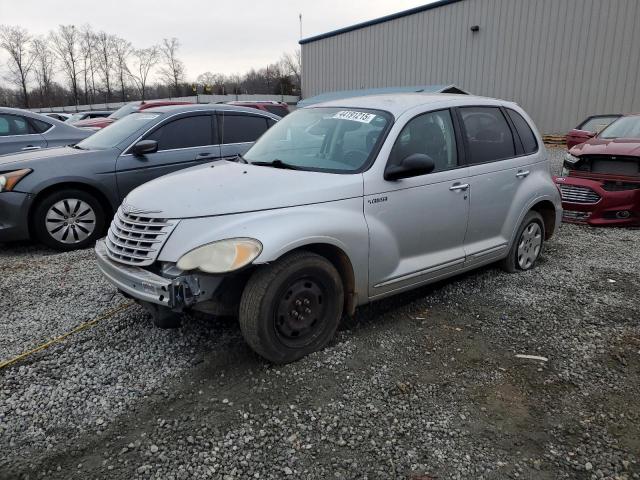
[[123, 161, 364, 219], [571, 137, 640, 157], [72, 117, 115, 128], [0, 145, 89, 168]]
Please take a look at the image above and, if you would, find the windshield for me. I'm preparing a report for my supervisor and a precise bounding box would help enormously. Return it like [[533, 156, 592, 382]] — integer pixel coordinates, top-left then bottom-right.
[[244, 107, 392, 173], [76, 113, 159, 150], [66, 113, 84, 123], [108, 103, 141, 120], [599, 116, 640, 139]]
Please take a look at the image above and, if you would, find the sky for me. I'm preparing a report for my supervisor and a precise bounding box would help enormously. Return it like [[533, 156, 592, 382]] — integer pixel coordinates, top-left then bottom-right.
[[0, 0, 433, 83]]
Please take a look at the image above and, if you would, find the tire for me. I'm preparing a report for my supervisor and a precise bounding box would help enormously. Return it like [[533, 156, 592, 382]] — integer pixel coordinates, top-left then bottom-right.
[[239, 251, 344, 364], [32, 189, 105, 251], [500, 211, 545, 273]]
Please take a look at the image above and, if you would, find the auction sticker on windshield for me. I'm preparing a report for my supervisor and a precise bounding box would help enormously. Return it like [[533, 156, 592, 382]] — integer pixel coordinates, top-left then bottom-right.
[[333, 111, 376, 123]]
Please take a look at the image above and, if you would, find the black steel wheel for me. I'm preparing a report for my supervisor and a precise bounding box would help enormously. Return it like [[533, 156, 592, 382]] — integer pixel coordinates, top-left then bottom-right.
[[239, 251, 344, 363]]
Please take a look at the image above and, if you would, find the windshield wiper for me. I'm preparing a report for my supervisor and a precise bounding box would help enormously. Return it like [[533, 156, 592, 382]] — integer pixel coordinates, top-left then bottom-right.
[[234, 153, 248, 164], [71, 144, 85, 150], [250, 159, 301, 170]]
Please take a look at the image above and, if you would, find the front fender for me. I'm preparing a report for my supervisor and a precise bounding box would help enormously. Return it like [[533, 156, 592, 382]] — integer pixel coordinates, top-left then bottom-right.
[[157, 197, 370, 300]]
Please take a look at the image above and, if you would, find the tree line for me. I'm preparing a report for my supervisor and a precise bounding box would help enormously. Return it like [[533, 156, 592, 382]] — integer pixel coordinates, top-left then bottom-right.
[[0, 24, 301, 109]]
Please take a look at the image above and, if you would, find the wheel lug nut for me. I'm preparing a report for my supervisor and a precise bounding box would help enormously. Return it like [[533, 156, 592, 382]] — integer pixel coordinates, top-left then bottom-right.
[[295, 299, 302, 306], [299, 316, 305, 322], [291, 310, 298, 317], [303, 299, 310, 306], [305, 308, 311, 314]]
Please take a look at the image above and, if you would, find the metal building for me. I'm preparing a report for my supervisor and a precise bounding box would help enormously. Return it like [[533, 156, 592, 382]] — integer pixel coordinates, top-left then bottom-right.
[[299, 0, 640, 134]]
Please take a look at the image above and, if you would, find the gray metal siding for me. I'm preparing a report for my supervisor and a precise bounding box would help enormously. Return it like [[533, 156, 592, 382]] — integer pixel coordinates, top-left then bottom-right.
[[301, 0, 640, 134]]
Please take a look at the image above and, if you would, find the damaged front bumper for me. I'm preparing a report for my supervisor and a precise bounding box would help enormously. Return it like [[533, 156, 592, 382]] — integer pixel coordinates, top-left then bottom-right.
[[95, 239, 221, 310]]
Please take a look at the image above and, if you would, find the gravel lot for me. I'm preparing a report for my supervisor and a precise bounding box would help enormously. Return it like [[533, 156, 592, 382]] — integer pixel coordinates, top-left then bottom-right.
[[1, 147, 639, 480]]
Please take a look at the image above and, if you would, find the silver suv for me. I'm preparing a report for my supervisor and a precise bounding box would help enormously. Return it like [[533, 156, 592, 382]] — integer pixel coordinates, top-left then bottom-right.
[[96, 94, 562, 363]]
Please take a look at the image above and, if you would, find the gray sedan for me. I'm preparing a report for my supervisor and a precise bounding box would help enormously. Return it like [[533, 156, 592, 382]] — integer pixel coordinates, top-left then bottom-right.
[[0, 107, 91, 156], [0, 104, 278, 250]]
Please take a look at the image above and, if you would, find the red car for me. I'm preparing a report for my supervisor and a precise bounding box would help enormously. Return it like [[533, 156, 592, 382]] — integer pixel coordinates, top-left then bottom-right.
[[226, 101, 290, 118], [555, 114, 640, 226], [72, 100, 192, 130], [565, 114, 622, 149]]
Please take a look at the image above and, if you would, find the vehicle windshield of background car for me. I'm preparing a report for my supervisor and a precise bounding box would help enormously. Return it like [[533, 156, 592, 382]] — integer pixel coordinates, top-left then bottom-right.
[[108, 103, 141, 120], [243, 107, 391, 173], [76, 113, 159, 150], [598, 116, 640, 139], [66, 113, 86, 123]]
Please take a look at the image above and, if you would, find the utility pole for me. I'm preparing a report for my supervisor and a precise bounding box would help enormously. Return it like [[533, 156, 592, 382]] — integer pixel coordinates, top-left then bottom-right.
[[299, 13, 303, 39]]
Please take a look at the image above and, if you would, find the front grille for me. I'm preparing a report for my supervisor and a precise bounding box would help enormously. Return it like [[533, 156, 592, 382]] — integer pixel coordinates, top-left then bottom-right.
[[106, 208, 177, 266], [559, 184, 601, 204]]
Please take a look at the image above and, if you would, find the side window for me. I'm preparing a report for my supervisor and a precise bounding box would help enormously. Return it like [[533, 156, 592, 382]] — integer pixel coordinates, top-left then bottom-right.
[[506, 109, 538, 154], [388, 109, 458, 173], [221, 114, 268, 144], [459, 107, 515, 164], [30, 118, 53, 134], [0, 115, 10, 136], [145, 115, 213, 151]]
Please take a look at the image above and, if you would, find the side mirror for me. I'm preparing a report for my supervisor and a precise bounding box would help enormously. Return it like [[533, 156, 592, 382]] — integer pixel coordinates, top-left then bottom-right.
[[384, 153, 435, 181], [131, 139, 158, 156]]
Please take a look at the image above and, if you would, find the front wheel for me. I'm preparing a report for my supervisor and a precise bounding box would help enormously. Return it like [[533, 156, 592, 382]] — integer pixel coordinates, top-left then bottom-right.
[[500, 211, 545, 273], [32, 189, 105, 250], [239, 251, 344, 364]]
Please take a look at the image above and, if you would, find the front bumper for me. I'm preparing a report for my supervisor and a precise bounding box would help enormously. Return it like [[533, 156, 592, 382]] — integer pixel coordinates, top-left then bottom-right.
[[554, 176, 640, 226], [95, 239, 220, 309], [0, 191, 33, 242]]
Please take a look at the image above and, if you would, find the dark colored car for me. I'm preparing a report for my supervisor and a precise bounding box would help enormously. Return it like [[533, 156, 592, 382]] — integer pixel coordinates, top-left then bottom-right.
[[0, 104, 279, 249], [72, 101, 192, 130], [555, 114, 640, 226], [66, 110, 113, 124], [227, 101, 290, 117], [566, 114, 622, 149], [0, 107, 91, 156]]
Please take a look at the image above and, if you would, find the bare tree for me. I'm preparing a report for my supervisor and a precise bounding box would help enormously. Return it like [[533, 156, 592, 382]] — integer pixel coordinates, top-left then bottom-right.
[[0, 25, 35, 107], [50, 25, 82, 105], [158, 37, 185, 96], [94, 31, 116, 103], [112, 36, 132, 102], [79, 25, 97, 105], [127, 46, 159, 100], [281, 49, 301, 90], [197, 71, 226, 94], [31, 37, 55, 107]]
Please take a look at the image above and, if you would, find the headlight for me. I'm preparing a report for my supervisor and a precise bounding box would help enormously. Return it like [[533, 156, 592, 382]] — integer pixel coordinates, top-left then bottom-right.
[[176, 238, 262, 273], [564, 153, 580, 164], [0, 169, 32, 193], [561, 166, 570, 176]]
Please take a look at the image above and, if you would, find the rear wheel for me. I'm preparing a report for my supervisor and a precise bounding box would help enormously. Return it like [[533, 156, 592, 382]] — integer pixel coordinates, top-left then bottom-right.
[[500, 211, 545, 273], [33, 189, 105, 250], [239, 251, 344, 364]]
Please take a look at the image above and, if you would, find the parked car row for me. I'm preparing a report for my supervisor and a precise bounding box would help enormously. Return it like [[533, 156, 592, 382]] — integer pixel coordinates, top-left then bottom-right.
[[2, 92, 563, 363], [557, 113, 640, 226]]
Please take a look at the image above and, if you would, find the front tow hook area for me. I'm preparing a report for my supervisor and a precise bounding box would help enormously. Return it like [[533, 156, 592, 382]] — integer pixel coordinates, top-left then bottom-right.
[[138, 301, 183, 329]]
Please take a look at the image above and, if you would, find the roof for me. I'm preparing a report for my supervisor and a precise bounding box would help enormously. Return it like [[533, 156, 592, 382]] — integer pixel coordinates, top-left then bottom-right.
[[297, 85, 468, 108], [299, 0, 467, 45], [144, 103, 281, 120], [308, 92, 509, 118]]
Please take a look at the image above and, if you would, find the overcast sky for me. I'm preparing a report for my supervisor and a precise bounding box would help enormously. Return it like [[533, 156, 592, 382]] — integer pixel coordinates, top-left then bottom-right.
[[0, 0, 433, 83]]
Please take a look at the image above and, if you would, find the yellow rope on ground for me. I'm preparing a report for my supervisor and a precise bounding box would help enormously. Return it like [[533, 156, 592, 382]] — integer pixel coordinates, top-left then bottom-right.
[[0, 302, 134, 371]]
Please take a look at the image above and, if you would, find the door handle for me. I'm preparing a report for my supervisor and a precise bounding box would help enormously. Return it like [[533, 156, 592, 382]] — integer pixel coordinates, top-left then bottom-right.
[[516, 170, 530, 178], [449, 183, 469, 191], [21, 145, 42, 151], [196, 152, 213, 158]]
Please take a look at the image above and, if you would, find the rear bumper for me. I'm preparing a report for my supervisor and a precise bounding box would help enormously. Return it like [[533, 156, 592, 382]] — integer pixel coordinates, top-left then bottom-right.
[[0, 192, 32, 242], [554, 176, 640, 226], [95, 239, 221, 309]]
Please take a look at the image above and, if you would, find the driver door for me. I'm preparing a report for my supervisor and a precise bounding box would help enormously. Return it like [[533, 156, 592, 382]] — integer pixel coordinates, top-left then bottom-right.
[[365, 109, 470, 298], [115, 113, 220, 200]]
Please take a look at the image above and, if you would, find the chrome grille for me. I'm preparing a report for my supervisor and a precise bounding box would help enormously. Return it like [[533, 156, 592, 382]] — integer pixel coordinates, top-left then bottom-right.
[[559, 184, 601, 204], [105, 208, 176, 266]]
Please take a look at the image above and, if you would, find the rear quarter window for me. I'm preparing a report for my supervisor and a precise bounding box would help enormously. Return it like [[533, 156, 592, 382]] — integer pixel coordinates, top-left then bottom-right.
[[459, 107, 516, 164], [506, 109, 538, 154]]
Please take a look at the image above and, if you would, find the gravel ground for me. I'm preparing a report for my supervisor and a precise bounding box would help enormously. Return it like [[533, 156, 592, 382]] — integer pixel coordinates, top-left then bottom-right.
[[1, 147, 639, 480]]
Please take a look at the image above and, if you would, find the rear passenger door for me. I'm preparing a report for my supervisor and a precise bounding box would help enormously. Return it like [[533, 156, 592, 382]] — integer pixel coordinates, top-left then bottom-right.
[[115, 113, 220, 199], [0, 113, 48, 155], [218, 112, 274, 160], [456, 106, 540, 266]]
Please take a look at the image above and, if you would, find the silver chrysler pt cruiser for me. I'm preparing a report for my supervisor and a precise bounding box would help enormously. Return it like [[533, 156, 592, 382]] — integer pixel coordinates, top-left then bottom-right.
[[96, 93, 562, 363]]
